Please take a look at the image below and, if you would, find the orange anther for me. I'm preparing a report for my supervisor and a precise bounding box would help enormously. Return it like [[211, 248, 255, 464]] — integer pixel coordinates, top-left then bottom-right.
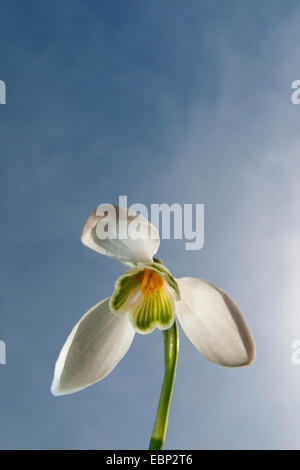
[[140, 270, 163, 297]]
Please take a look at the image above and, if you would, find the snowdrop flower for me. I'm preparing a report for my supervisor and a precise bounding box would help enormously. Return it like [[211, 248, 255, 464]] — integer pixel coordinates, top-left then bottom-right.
[[51, 205, 255, 448]]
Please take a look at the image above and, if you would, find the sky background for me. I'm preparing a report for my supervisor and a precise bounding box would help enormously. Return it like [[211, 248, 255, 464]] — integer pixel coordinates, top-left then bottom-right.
[[1, 0, 300, 449]]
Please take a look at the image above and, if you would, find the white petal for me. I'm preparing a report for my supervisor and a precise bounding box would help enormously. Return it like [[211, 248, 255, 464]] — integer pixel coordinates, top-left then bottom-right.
[[175, 277, 255, 367], [81, 205, 160, 264], [51, 298, 135, 395]]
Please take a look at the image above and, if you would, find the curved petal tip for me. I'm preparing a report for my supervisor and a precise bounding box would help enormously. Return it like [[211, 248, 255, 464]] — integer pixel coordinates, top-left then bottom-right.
[[176, 277, 255, 367]]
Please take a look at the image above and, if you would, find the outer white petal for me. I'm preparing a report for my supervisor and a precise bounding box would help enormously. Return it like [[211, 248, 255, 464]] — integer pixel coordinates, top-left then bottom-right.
[[175, 277, 255, 367], [51, 298, 135, 396], [81, 205, 160, 264]]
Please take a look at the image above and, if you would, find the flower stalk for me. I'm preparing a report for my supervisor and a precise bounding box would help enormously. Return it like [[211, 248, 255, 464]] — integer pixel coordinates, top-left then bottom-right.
[[149, 320, 179, 450]]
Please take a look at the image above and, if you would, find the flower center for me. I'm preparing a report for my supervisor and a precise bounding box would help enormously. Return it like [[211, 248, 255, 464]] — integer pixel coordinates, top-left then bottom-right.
[[140, 269, 164, 297]]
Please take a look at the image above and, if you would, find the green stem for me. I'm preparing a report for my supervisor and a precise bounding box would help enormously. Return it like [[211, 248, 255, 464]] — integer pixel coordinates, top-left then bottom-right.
[[149, 320, 179, 450]]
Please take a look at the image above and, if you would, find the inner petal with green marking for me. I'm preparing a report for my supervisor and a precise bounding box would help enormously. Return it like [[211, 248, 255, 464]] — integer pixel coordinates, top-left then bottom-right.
[[109, 266, 177, 334]]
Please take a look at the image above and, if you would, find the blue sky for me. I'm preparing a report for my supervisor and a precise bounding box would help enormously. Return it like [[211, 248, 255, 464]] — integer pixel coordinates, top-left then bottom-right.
[[1, 0, 300, 449]]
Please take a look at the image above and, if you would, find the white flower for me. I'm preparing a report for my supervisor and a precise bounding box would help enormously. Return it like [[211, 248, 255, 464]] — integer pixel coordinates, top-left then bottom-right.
[[51, 206, 255, 396]]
